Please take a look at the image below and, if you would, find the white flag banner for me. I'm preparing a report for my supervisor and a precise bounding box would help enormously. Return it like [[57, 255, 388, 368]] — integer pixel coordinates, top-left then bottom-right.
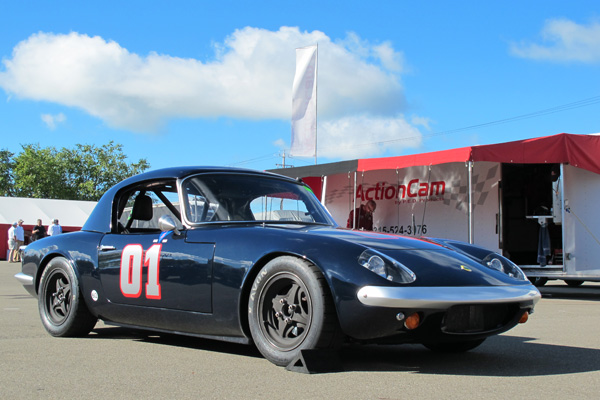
[[290, 45, 317, 157]]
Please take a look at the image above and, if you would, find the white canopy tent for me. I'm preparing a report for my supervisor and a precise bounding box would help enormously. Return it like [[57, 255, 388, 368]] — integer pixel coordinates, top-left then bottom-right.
[[1, 196, 97, 259], [0, 196, 97, 227]]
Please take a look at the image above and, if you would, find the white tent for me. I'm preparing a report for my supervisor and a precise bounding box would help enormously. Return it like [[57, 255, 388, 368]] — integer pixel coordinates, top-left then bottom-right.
[[0, 196, 97, 227], [1, 196, 97, 259]]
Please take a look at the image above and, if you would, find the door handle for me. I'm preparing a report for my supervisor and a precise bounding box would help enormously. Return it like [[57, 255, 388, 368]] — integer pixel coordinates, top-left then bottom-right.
[[98, 245, 116, 251]]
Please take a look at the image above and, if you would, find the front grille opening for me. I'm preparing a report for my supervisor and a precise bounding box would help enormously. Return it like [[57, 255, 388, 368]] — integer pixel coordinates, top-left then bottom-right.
[[442, 304, 518, 334]]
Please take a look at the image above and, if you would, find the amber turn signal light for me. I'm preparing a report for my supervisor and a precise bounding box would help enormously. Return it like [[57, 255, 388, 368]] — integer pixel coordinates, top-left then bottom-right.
[[404, 313, 421, 330], [518, 311, 529, 324]]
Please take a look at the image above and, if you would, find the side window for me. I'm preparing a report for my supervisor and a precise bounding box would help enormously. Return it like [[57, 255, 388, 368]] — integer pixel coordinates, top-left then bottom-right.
[[250, 195, 314, 222], [185, 194, 220, 223], [181, 179, 222, 223], [116, 182, 183, 233]]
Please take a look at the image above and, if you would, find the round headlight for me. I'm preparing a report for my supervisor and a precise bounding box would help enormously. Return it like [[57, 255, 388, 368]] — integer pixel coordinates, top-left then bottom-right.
[[482, 253, 527, 281], [358, 249, 416, 283], [366, 255, 386, 277], [487, 258, 503, 272]]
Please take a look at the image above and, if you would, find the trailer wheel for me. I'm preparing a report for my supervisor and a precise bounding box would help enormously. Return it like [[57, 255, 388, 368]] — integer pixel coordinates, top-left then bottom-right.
[[528, 277, 548, 287], [564, 280, 584, 287]]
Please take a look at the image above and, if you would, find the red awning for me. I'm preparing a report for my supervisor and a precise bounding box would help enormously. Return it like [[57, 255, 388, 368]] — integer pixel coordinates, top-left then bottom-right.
[[357, 133, 600, 175], [357, 146, 473, 172]]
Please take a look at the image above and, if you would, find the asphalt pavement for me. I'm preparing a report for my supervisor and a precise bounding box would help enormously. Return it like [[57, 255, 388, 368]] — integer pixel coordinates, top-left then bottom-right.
[[1, 260, 599, 399]]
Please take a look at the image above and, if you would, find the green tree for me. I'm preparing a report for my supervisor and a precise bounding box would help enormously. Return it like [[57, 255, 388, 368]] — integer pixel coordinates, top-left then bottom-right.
[[12, 142, 150, 201], [62, 142, 150, 201], [12, 144, 65, 199], [0, 149, 15, 197]]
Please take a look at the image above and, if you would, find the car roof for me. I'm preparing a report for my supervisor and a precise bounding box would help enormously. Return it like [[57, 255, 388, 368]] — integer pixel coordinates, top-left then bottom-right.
[[82, 166, 300, 233], [121, 166, 287, 183]]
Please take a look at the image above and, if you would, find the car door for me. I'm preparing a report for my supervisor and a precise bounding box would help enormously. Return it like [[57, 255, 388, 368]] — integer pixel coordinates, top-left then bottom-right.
[[97, 183, 214, 313]]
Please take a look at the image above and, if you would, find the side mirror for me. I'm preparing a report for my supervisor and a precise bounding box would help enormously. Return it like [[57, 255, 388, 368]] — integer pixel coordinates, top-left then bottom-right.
[[158, 215, 181, 236]]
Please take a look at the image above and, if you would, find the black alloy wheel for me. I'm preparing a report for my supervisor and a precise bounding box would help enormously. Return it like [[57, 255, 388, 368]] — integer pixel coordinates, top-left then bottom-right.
[[259, 271, 312, 350], [44, 267, 72, 325]]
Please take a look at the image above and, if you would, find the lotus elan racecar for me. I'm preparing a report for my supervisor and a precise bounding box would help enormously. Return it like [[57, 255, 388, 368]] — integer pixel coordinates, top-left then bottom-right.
[[15, 167, 541, 367]]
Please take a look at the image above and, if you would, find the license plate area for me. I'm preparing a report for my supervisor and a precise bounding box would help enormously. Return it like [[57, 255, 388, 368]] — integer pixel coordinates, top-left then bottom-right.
[[442, 304, 516, 334]]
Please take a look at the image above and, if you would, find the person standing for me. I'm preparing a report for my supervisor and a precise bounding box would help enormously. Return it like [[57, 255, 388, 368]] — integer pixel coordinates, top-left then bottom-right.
[[31, 219, 47, 241], [14, 220, 25, 262], [346, 200, 377, 231], [7, 222, 18, 262], [48, 219, 62, 236]]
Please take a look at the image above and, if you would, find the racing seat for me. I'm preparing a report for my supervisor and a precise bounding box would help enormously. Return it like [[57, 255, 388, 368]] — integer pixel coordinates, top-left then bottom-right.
[[125, 193, 153, 230]]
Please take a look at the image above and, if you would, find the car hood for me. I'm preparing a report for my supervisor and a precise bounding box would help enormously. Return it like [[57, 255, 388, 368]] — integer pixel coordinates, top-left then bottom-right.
[[301, 226, 445, 251], [291, 226, 526, 286]]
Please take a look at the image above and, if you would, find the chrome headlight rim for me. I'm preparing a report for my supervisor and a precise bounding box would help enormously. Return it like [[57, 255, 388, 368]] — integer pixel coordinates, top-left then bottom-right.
[[482, 253, 527, 281], [358, 249, 416, 284]]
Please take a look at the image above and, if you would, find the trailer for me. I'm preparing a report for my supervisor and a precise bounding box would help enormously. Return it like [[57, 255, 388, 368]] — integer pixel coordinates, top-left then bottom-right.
[[272, 133, 600, 286]]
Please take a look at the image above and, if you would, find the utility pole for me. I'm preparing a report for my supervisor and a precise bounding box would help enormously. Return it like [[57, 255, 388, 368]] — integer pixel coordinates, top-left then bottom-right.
[[276, 151, 293, 169]]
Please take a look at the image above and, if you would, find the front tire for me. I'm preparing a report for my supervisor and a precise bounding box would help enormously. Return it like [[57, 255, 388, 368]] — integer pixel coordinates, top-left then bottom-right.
[[248, 256, 340, 366], [38, 257, 97, 337]]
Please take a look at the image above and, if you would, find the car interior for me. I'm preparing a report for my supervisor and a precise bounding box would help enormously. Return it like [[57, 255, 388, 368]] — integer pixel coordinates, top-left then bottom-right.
[[115, 180, 182, 234]]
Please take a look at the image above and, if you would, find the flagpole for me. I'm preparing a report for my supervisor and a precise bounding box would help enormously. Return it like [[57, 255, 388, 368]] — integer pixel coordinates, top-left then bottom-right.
[[315, 43, 318, 165]]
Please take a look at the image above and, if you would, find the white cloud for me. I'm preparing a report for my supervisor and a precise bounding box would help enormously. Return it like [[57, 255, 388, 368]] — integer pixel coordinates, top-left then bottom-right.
[[373, 42, 404, 72], [318, 114, 422, 159], [41, 112, 66, 130], [0, 27, 424, 158], [273, 138, 286, 148], [410, 115, 431, 130], [510, 18, 600, 63]]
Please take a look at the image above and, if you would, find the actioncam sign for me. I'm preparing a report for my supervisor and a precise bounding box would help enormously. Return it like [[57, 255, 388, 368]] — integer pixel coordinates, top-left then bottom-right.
[[323, 162, 501, 251], [355, 178, 446, 203]]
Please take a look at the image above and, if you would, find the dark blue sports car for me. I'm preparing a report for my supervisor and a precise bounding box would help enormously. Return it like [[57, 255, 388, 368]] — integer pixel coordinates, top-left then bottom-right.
[[16, 167, 540, 367]]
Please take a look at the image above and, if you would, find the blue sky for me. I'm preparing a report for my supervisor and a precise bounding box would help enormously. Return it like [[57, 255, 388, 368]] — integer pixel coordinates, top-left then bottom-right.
[[1, 1, 599, 172]]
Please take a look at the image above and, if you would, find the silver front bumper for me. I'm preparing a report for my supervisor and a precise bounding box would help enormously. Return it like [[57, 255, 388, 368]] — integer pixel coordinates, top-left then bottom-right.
[[14, 272, 33, 286], [14, 272, 36, 297], [357, 285, 541, 309]]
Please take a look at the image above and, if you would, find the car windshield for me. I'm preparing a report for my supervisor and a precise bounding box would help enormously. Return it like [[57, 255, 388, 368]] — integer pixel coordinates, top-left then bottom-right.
[[181, 173, 336, 225]]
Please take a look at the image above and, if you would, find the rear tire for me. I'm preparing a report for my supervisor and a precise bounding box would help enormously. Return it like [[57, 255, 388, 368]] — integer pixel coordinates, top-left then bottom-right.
[[248, 256, 340, 366], [423, 338, 486, 353], [38, 257, 97, 337]]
